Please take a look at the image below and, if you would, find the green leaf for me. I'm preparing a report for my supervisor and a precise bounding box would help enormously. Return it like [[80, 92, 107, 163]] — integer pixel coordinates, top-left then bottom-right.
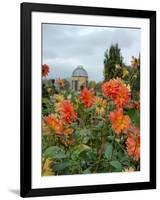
[[110, 160, 122, 171], [104, 143, 113, 160], [53, 161, 71, 171], [120, 155, 130, 166], [117, 150, 124, 160], [126, 109, 140, 128], [44, 146, 66, 159], [72, 144, 91, 156]]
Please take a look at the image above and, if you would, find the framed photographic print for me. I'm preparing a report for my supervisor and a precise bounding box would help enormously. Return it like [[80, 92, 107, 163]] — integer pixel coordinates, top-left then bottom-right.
[[20, 2, 156, 197]]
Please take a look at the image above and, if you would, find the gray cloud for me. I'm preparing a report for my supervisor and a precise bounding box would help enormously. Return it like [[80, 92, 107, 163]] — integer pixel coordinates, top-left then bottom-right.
[[42, 24, 140, 82]]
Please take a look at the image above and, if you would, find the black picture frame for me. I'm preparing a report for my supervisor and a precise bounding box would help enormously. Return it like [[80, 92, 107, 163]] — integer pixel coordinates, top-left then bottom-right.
[[20, 2, 156, 198]]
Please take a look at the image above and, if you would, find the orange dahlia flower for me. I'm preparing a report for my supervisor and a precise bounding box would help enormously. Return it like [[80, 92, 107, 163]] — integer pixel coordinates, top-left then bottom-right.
[[42, 64, 49, 77], [126, 126, 140, 161], [45, 114, 73, 136], [102, 78, 130, 109], [109, 109, 131, 134], [45, 115, 64, 135], [80, 88, 94, 108], [58, 100, 77, 124]]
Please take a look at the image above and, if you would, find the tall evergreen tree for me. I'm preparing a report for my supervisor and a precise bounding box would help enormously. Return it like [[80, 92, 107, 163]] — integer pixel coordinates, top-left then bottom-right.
[[103, 43, 123, 81]]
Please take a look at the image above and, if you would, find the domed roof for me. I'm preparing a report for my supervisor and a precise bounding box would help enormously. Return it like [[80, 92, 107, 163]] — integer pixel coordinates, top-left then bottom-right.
[[72, 65, 88, 77]]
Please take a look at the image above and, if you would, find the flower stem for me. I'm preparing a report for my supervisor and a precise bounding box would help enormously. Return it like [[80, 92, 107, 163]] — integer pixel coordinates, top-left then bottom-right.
[[94, 134, 106, 173]]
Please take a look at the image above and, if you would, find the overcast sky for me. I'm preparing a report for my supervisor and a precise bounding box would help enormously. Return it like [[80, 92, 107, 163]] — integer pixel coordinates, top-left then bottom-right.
[[42, 24, 140, 82]]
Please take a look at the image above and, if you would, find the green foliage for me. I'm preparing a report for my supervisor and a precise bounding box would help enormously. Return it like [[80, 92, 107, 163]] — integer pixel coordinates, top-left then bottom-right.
[[104, 143, 113, 160], [110, 160, 123, 171], [42, 97, 54, 116], [44, 146, 66, 159], [125, 108, 140, 128]]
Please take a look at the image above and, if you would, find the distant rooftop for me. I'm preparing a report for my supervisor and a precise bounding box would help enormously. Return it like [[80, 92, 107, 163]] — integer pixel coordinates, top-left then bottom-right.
[[72, 65, 88, 77]]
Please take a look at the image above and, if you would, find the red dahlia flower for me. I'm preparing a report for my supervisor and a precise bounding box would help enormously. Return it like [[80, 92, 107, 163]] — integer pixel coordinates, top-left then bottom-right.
[[42, 64, 49, 77], [58, 100, 77, 124], [80, 88, 94, 108]]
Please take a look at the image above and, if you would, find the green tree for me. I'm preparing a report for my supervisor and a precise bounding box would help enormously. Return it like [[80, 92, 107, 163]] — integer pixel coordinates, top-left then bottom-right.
[[103, 43, 123, 81]]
